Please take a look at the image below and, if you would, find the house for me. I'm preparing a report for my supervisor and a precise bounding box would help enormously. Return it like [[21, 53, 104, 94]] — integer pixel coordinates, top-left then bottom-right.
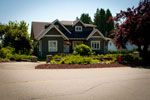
[[31, 19, 108, 58], [107, 38, 138, 51]]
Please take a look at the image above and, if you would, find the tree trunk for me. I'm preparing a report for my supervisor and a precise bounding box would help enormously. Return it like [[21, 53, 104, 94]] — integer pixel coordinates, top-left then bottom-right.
[[142, 44, 149, 63], [138, 44, 142, 57]]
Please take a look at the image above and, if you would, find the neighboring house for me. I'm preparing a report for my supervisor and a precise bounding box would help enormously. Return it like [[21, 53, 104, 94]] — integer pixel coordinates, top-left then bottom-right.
[[31, 19, 108, 58], [107, 39, 118, 51], [107, 38, 138, 51]]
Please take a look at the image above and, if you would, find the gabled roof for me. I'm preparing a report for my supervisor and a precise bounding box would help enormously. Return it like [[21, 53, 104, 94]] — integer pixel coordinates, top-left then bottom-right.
[[36, 24, 69, 40], [72, 19, 86, 27], [52, 19, 71, 34], [87, 29, 106, 40], [31, 22, 50, 39], [31, 19, 99, 40], [60, 20, 96, 27]]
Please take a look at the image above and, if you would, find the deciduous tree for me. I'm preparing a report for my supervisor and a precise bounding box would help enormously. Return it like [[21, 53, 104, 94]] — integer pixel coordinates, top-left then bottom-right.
[[2, 21, 32, 54], [113, 0, 150, 61]]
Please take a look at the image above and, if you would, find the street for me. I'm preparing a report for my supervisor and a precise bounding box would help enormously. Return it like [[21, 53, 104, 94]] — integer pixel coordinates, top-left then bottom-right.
[[0, 62, 150, 100]]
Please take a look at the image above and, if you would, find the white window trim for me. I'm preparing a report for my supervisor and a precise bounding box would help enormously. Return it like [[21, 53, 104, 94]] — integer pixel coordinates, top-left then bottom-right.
[[39, 40, 42, 52], [91, 41, 100, 50], [48, 40, 58, 52], [75, 26, 82, 32]]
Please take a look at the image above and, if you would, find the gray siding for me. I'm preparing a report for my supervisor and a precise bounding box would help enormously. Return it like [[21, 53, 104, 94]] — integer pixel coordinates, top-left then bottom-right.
[[46, 28, 61, 35], [41, 37, 64, 58]]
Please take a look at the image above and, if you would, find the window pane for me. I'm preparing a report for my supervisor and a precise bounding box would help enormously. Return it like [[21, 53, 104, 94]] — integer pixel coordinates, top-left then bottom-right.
[[53, 42, 56, 47], [97, 43, 99, 49], [49, 41, 57, 52], [92, 42, 94, 48]]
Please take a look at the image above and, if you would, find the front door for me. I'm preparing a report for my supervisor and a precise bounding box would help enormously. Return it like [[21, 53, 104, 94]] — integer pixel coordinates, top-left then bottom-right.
[[64, 41, 70, 53], [72, 41, 83, 50]]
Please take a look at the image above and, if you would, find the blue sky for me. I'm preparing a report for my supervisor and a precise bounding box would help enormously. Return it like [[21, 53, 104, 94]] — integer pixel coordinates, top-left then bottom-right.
[[0, 0, 139, 33]]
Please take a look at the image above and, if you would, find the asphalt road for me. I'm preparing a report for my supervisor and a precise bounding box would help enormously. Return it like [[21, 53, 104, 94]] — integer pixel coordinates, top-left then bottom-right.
[[0, 62, 150, 100]]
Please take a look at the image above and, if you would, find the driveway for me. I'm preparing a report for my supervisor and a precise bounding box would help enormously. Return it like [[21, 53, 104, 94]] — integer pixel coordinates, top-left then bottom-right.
[[0, 62, 150, 100]]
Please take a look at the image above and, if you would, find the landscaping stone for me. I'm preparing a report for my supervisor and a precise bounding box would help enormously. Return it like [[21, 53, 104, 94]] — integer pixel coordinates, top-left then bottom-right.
[[31, 56, 37, 62], [46, 55, 53, 63]]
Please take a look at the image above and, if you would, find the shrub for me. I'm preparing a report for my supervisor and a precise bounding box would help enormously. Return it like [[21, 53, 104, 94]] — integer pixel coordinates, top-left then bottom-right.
[[50, 60, 58, 64], [120, 54, 143, 63], [9, 54, 33, 61], [59, 55, 99, 64], [53, 54, 63, 59], [107, 50, 134, 54], [0, 58, 10, 62], [73, 44, 92, 56], [0, 46, 15, 58]]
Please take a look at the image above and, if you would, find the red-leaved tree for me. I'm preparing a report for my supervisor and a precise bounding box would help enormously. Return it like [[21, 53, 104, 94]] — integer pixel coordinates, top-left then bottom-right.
[[113, 0, 150, 60]]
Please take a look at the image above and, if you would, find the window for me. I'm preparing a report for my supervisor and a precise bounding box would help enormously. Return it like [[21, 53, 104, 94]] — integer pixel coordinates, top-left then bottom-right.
[[48, 40, 57, 52], [75, 26, 82, 32], [91, 41, 100, 50]]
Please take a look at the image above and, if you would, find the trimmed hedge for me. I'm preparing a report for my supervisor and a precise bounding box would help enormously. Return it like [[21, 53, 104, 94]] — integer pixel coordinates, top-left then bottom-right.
[[0, 46, 33, 62], [73, 44, 92, 56], [51, 55, 99, 64]]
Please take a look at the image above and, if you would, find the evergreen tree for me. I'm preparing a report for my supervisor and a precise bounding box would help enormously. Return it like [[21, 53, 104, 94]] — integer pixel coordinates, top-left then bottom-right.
[[105, 9, 114, 37], [94, 8, 114, 37], [80, 13, 92, 24], [99, 8, 106, 35], [94, 8, 100, 29], [94, 8, 106, 36]]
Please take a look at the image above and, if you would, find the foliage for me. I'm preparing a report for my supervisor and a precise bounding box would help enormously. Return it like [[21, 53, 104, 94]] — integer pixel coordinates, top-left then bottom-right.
[[50, 60, 58, 64], [0, 58, 10, 62], [0, 46, 32, 62], [1, 21, 32, 54], [105, 9, 115, 38], [51, 53, 143, 65], [107, 50, 134, 54], [0, 46, 15, 58], [113, 0, 150, 61], [79, 13, 92, 24], [9, 54, 33, 61], [53, 54, 63, 59], [59, 55, 99, 64], [95, 54, 118, 63], [120, 54, 143, 63], [94, 8, 114, 37], [73, 44, 92, 56], [0, 23, 7, 41], [94, 53, 142, 64]]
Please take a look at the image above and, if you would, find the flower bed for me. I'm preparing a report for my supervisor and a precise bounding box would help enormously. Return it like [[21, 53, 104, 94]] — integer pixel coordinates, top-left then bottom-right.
[[35, 62, 127, 69]]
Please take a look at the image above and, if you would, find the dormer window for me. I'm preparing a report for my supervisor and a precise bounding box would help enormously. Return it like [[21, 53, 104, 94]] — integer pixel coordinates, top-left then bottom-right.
[[75, 26, 82, 32]]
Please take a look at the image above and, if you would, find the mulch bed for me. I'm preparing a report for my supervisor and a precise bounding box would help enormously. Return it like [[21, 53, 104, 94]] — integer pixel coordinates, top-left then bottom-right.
[[35, 62, 128, 69]]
